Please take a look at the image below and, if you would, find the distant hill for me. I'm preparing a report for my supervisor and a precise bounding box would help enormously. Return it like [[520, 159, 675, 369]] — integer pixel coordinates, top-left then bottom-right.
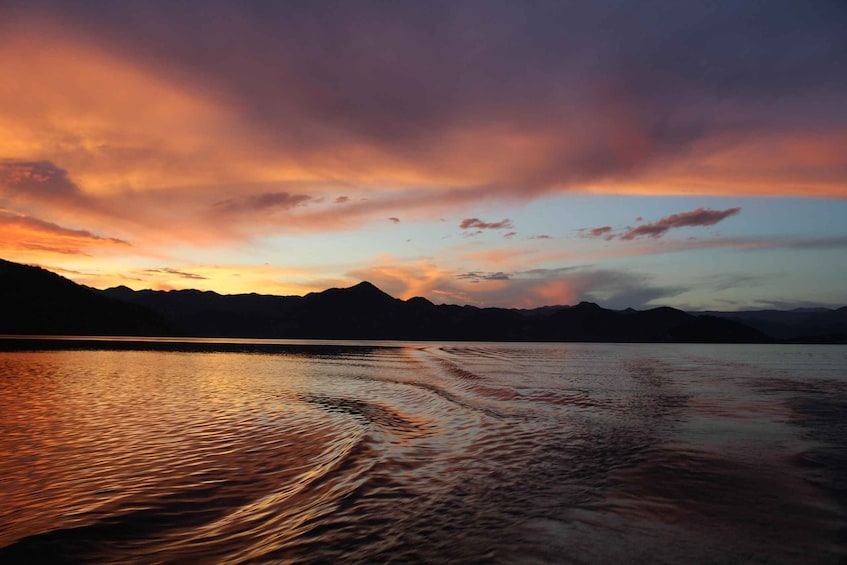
[[0, 259, 171, 336], [99, 272, 773, 343], [695, 308, 847, 343], [94, 281, 773, 343], [2, 257, 837, 343]]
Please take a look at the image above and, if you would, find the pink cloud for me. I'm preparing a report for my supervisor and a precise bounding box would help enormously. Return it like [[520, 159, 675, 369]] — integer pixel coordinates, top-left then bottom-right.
[[0, 210, 130, 257]]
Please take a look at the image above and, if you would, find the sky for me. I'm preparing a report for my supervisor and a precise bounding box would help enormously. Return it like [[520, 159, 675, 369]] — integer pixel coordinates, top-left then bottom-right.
[[1, 0, 846, 310]]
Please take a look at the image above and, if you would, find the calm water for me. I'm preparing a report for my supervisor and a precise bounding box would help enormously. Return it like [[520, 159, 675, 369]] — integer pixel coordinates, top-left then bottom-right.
[[0, 339, 845, 563]]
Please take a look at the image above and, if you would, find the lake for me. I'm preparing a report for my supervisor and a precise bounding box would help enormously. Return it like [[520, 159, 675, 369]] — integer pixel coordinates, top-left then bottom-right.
[[1, 338, 845, 563]]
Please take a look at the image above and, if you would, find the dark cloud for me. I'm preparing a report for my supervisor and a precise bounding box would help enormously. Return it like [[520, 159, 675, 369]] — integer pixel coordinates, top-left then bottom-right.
[[619, 207, 741, 240], [521, 266, 581, 278], [582, 207, 742, 241], [387, 217, 400, 223], [457, 271, 511, 282], [520, 266, 686, 309], [588, 226, 613, 237], [449, 265, 686, 308], [698, 273, 766, 292], [749, 299, 846, 311], [587, 282, 686, 311], [214, 192, 312, 214], [18, 243, 90, 256], [775, 235, 847, 250], [460, 218, 514, 230], [353, 262, 687, 309], [38, 265, 89, 276], [503, 231, 517, 238], [144, 268, 208, 280], [0, 160, 85, 202], [334, 196, 350, 204]]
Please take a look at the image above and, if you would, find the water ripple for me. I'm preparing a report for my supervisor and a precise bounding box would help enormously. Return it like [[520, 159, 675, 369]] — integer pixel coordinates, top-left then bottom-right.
[[0, 342, 845, 563]]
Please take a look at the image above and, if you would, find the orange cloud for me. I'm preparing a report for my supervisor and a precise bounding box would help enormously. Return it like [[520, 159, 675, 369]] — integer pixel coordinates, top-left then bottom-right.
[[586, 131, 847, 198], [0, 210, 129, 256], [0, 34, 247, 194], [533, 279, 579, 306], [346, 263, 460, 302], [2, 22, 843, 272], [344, 259, 679, 309], [2, 9, 844, 224]]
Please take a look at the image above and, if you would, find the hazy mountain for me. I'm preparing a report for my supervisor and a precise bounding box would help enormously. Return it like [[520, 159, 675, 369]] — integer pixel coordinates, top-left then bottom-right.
[[694, 308, 847, 343], [1, 258, 833, 342]]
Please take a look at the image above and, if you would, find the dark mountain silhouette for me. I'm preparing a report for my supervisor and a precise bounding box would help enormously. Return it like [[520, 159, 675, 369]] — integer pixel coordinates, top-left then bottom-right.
[[2, 258, 840, 343], [0, 259, 171, 336], [103, 285, 301, 337]]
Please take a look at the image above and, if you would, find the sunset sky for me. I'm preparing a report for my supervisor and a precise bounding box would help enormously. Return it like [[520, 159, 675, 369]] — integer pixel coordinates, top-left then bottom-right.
[[2, 1, 845, 310]]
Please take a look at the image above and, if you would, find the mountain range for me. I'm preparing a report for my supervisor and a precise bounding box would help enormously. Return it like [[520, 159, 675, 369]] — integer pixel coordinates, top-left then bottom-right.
[[2, 258, 845, 343]]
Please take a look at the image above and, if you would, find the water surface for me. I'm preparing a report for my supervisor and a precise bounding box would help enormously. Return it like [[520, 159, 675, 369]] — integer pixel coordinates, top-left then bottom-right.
[[1, 339, 845, 563]]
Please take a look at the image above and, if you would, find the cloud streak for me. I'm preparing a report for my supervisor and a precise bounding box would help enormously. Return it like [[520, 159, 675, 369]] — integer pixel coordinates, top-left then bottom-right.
[[619, 207, 741, 240], [460, 218, 514, 230], [0, 211, 128, 245], [143, 267, 208, 281], [457, 271, 511, 282], [0, 210, 129, 256], [583, 207, 742, 241], [213, 192, 313, 214]]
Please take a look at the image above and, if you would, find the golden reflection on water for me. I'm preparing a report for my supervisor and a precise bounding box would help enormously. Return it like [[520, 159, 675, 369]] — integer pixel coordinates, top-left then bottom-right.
[[1, 351, 337, 553], [0, 342, 845, 563]]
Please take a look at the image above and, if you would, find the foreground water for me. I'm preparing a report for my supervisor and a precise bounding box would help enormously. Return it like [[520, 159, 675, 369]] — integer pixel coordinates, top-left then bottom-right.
[[0, 339, 845, 563]]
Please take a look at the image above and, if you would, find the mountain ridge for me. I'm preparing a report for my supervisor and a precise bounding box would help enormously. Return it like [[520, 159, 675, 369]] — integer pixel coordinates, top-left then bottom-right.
[[2, 258, 844, 343]]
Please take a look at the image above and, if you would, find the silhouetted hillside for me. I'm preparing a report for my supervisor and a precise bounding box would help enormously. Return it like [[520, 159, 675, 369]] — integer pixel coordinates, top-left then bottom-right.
[[295, 282, 405, 338], [1, 258, 834, 342], [103, 285, 301, 337], [526, 303, 771, 343], [99, 274, 773, 343], [0, 259, 171, 335]]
